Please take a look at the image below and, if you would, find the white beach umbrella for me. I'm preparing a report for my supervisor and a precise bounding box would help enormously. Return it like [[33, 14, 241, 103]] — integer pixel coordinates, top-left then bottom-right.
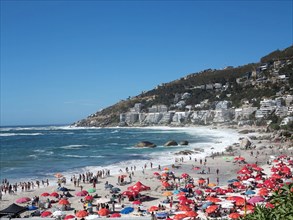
[[85, 214, 100, 219], [94, 197, 110, 204], [52, 210, 65, 217]]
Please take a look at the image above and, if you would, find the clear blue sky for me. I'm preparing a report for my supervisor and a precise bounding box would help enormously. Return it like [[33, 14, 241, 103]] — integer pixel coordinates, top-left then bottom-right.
[[1, 0, 292, 126]]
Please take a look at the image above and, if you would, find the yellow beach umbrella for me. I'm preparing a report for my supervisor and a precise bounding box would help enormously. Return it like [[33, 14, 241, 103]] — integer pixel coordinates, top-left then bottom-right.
[[208, 183, 217, 187], [162, 191, 173, 196]]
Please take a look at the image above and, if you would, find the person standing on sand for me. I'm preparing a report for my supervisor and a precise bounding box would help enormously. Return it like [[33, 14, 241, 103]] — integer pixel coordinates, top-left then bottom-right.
[[151, 211, 157, 220]]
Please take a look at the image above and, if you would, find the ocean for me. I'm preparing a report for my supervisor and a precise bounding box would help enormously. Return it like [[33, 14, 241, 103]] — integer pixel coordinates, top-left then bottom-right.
[[0, 125, 239, 184]]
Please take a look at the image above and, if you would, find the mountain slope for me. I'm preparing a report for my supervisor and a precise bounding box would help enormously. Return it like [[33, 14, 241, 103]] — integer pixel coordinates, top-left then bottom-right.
[[73, 45, 293, 127]]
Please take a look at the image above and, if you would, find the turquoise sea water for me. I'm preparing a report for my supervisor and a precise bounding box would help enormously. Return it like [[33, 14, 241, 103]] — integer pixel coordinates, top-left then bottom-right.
[[0, 125, 239, 183]]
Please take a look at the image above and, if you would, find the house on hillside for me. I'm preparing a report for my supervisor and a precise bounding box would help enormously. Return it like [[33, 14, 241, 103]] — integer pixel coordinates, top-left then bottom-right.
[[148, 105, 168, 113], [255, 99, 277, 119], [206, 84, 214, 90], [130, 103, 143, 113]]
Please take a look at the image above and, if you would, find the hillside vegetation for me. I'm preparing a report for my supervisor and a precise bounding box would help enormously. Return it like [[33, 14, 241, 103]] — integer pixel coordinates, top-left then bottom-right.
[[74, 45, 293, 127]]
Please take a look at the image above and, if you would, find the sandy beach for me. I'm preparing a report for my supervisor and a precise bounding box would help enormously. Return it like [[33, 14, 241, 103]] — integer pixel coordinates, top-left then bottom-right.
[[1, 126, 292, 219]]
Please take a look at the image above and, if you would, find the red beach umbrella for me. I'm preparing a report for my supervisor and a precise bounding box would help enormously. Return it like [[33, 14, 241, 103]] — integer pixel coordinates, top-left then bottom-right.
[[253, 166, 263, 172], [185, 210, 198, 217], [263, 180, 275, 189], [229, 212, 241, 219], [178, 196, 188, 201], [185, 183, 195, 188], [16, 197, 31, 203], [227, 196, 244, 201], [110, 213, 121, 218], [58, 199, 70, 205], [179, 199, 193, 205], [75, 210, 88, 218], [271, 174, 282, 179], [173, 213, 187, 220], [41, 211, 52, 218], [153, 172, 160, 176], [50, 192, 59, 197], [181, 173, 189, 178], [84, 195, 94, 201], [233, 181, 242, 187], [148, 206, 159, 212], [162, 181, 171, 188], [179, 205, 192, 211], [132, 200, 142, 205], [75, 190, 88, 196], [206, 196, 221, 203], [177, 191, 186, 196], [281, 166, 291, 174], [64, 215, 75, 219], [198, 179, 206, 184], [98, 208, 110, 216], [194, 189, 203, 195], [205, 205, 218, 214], [258, 188, 269, 196], [41, 192, 50, 197], [237, 168, 252, 175], [271, 166, 278, 172], [205, 188, 215, 193], [161, 173, 168, 177], [234, 156, 245, 161]]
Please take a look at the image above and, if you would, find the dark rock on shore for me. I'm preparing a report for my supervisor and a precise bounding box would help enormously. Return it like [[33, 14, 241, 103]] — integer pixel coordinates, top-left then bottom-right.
[[164, 140, 178, 146], [179, 141, 189, 145], [135, 141, 156, 148], [174, 150, 194, 155], [238, 129, 255, 134]]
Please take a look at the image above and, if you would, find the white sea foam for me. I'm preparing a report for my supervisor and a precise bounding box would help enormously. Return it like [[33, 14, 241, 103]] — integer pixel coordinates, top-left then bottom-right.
[[0, 125, 101, 132], [63, 154, 89, 158], [60, 144, 88, 150], [0, 133, 43, 136], [44, 151, 54, 155], [33, 149, 46, 153]]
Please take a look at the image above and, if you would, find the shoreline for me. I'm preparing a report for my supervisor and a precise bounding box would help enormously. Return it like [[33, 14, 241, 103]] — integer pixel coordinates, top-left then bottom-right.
[[1, 125, 292, 219], [1, 125, 240, 184]]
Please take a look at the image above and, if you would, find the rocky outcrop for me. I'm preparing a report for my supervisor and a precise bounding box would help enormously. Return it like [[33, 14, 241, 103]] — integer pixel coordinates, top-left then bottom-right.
[[164, 140, 178, 146], [135, 141, 156, 148], [240, 138, 252, 150], [174, 150, 194, 155], [179, 141, 189, 145]]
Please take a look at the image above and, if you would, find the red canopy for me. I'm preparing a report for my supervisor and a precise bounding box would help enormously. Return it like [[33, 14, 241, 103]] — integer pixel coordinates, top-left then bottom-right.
[[127, 181, 150, 192]]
